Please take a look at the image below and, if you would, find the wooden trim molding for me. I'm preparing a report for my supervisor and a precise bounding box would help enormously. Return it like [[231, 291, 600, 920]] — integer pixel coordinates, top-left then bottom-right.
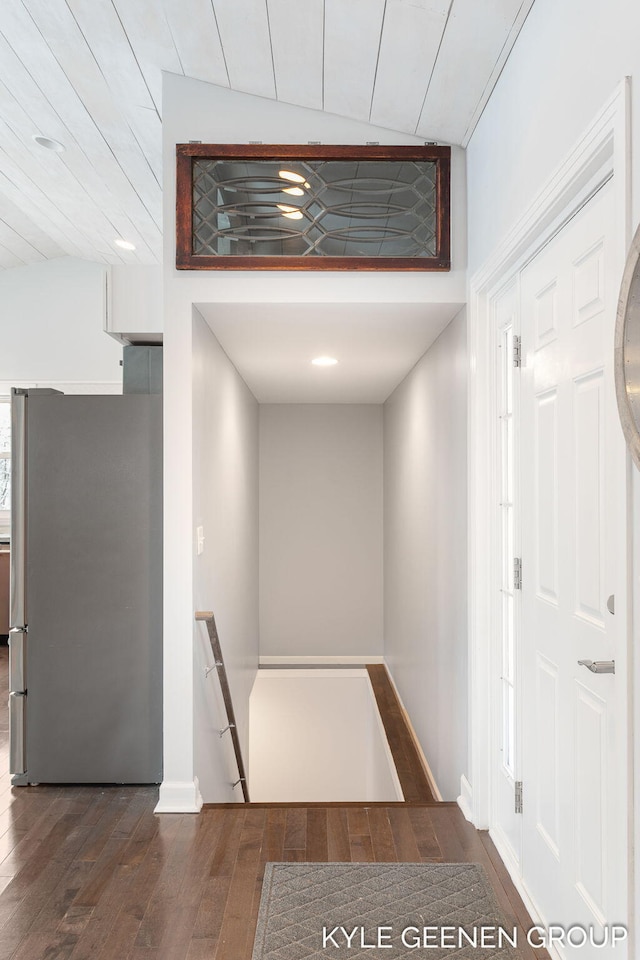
[[175, 143, 451, 271]]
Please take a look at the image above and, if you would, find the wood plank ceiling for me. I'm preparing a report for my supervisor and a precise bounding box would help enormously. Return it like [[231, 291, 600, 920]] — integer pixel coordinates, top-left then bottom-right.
[[0, 0, 535, 270]]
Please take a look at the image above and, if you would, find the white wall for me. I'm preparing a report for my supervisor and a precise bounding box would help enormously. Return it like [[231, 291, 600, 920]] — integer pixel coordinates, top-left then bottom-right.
[[192, 310, 259, 802], [107, 264, 163, 341], [466, 0, 640, 273], [259, 404, 383, 658], [249, 670, 402, 802], [383, 309, 467, 801], [161, 74, 467, 808], [0, 257, 121, 388]]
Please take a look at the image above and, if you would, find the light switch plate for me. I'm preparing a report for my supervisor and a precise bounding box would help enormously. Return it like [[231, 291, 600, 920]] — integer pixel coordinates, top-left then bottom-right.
[[196, 525, 205, 555]]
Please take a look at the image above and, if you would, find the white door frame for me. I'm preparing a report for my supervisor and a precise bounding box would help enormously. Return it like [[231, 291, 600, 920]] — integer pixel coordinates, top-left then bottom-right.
[[467, 78, 633, 925]]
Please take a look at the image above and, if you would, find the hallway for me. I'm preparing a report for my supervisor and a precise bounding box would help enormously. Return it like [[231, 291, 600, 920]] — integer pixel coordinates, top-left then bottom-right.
[[0, 650, 549, 960]]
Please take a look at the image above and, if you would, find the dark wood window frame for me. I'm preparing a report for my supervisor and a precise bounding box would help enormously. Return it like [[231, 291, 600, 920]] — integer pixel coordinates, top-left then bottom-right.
[[176, 143, 451, 271]]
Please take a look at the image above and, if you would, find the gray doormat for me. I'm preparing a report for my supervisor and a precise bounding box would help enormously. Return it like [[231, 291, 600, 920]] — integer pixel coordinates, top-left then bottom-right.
[[252, 862, 521, 959]]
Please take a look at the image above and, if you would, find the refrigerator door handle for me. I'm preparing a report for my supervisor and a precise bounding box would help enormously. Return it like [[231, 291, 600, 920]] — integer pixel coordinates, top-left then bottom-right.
[[9, 628, 26, 693], [9, 692, 26, 777], [10, 389, 27, 630]]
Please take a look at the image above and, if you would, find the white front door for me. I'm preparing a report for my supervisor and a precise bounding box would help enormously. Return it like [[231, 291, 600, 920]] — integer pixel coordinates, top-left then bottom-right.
[[519, 180, 628, 955]]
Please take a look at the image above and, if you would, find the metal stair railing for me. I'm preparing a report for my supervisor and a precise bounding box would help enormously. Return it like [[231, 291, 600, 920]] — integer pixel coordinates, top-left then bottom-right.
[[195, 611, 250, 802]]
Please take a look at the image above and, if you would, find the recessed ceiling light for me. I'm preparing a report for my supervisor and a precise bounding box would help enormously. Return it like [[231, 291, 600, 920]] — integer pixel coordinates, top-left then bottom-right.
[[312, 356, 338, 367], [279, 169, 306, 184], [277, 204, 298, 213], [114, 238, 136, 251], [33, 135, 65, 153], [283, 186, 304, 196]]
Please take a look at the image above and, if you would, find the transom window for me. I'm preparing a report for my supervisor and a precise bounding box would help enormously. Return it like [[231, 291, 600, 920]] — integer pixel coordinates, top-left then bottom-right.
[[176, 144, 450, 271]]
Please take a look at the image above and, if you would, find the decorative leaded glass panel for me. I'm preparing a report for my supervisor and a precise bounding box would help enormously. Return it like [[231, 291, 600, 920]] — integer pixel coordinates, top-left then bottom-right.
[[176, 145, 450, 271], [192, 159, 438, 258]]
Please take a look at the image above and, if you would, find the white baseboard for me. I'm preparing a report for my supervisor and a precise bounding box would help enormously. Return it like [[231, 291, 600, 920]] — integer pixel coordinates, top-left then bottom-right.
[[259, 655, 385, 665], [383, 665, 443, 801], [457, 774, 473, 822], [489, 827, 565, 960], [154, 777, 203, 814]]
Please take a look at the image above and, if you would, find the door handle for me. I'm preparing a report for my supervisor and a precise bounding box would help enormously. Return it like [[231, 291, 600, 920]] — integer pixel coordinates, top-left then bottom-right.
[[578, 659, 615, 675]]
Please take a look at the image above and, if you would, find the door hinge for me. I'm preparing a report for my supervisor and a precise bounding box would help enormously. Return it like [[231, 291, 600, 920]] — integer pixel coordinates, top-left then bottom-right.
[[515, 781, 523, 814], [513, 335, 522, 368], [513, 557, 522, 590]]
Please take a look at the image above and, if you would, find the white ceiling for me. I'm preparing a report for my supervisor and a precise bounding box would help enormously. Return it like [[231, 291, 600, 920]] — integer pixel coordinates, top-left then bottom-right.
[[197, 301, 462, 402], [0, 0, 535, 271]]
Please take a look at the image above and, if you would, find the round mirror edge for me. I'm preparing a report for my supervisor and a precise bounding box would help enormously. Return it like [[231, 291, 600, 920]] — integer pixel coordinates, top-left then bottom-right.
[[615, 221, 640, 471]]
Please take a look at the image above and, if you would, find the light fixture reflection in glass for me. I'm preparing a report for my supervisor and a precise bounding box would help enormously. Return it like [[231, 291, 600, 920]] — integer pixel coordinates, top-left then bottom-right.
[[278, 169, 306, 184], [33, 135, 65, 153], [283, 186, 304, 196], [278, 206, 304, 220], [311, 356, 338, 367]]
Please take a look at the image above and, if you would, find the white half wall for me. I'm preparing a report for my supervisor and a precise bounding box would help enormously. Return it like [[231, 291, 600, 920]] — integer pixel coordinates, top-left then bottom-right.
[[383, 309, 468, 801], [192, 310, 259, 802], [259, 404, 383, 658], [0, 257, 121, 386]]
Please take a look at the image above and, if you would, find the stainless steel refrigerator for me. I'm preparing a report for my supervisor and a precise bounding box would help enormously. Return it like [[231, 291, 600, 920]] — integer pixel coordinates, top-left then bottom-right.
[[9, 388, 162, 785]]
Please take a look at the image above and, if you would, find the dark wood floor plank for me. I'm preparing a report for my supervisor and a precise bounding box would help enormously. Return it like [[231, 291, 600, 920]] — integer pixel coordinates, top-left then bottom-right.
[[261, 808, 286, 863], [326, 808, 350, 862], [346, 807, 369, 838], [209, 809, 244, 879], [192, 877, 231, 942], [347, 807, 373, 861], [186, 938, 218, 960], [94, 911, 141, 960], [68, 915, 119, 960], [305, 808, 328, 861], [387, 806, 422, 861], [156, 904, 200, 960], [28, 858, 94, 933], [406, 806, 444, 860], [424, 805, 467, 861], [214, 814, 264, 960], [177, 810, 228, 907], [118, 817, 182, 931], [283, 808, 306, 851], [349, 834, 375, 863], [282, 849, 307, 862], [366, 807, 397, 862], [72, 839, 131, 909]]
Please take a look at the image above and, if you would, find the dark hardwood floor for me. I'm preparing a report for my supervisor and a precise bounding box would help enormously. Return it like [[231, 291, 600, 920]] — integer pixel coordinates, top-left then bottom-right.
[[0, 649, 547, 960]]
